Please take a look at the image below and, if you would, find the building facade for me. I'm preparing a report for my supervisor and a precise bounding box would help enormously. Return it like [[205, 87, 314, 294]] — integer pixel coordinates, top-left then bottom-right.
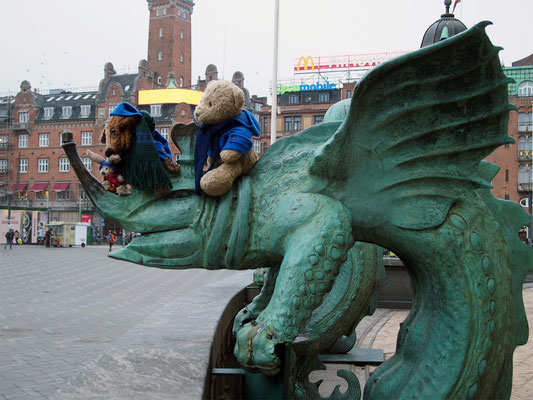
[[485, 58, 533, 215], [0, 0, 266, 243]]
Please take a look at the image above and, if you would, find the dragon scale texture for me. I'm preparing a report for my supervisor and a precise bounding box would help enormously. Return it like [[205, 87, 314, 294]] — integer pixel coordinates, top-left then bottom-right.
[[63, 22, 532, 399]]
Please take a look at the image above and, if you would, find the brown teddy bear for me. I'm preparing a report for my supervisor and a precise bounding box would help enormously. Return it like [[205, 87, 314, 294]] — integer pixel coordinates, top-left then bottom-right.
[[193, 80, 259, 197], [101, 102, 179, 195]]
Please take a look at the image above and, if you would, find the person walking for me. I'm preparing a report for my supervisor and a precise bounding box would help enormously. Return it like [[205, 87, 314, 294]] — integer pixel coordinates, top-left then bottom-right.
[[44, 228, 53, 248], [4, 228, 14, 250], [107, 230, 115, 252]]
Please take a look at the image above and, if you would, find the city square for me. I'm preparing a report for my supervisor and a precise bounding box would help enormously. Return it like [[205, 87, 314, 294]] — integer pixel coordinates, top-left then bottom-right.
[[1, 0, 532, 398]]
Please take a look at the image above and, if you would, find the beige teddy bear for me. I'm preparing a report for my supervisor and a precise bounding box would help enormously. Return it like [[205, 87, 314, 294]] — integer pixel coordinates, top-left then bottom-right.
[[193, 80, 259, 197]]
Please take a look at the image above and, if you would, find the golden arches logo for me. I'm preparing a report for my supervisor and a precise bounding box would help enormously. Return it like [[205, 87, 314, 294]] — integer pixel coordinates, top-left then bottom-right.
[[296, 56, 315, 71]]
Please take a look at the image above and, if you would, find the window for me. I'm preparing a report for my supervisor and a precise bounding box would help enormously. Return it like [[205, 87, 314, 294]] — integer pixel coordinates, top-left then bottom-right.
[[39, 133, 49, 147], [518, 81, 533, 97], [150, 104, 162, 117], [284, 117, 292, 132], [158, 51, 163, 61], [59, 157, 70, 172], [81, 131, 92, 145], [180, 77, 184, 87], [0, 159, 7, 173], [156, 8, 166, 16], [160, 127, 169, 140], [38, 158, 49, 173], [314, 115, 324, 125], [180, 30, 184, 40], [158, 27, 163, 37], [19, 111, 29, 123], [319, 92, 330, 103], [36, 190, 48, 200], [178, 8, 186, 18], [157, 76, 162, 84], [180, 52, 184, 63], [505, 169, 509, 182], [0, 135, 8, 149], [254, 102, 262, 112], [108, 103, 118, 117], [518, 165, 532, 186], [253, 139, 261, 154], [289, 94, 299, 104], [263, 117, 269, 133], [62, 106, 72, 118], [57, 186, 70, 200], [44, 107, 54, 119], [518, 112, 532, 132], [19, 158, 28, 173], [293, 116, 301, 131], [81, 157, 91, 171], [346, 90, 352, 99], [18, 134, 28, 148], [80, 105, 91, 117]]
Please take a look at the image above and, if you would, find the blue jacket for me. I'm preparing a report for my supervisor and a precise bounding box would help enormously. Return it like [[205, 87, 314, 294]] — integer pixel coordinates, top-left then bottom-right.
[[194, 109, 260, 194]]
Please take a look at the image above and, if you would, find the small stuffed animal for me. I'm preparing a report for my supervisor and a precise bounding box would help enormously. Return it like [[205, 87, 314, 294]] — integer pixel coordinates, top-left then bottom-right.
[[101, 102, 179, 195], [193, 80, 259, 196], [86, 150, 130, 196]]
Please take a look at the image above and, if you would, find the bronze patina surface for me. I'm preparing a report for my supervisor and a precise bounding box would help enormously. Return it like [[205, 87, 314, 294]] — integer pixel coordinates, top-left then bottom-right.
[[63, 22, 532, 399]]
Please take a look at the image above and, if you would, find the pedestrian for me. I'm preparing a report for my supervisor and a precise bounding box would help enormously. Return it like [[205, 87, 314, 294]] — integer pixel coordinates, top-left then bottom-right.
[[44, 228, 52, 248], [4, 228, 14, 250], [107, 230, 115, 252]]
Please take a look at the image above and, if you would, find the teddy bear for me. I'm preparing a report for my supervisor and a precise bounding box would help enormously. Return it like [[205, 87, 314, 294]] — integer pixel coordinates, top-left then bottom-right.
[[193, 80, 259, 197], [101, 102, 179, 195], [86, 150, 130, 196]]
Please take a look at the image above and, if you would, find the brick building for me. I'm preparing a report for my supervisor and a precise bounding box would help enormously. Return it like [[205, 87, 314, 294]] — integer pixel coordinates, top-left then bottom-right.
[[485, 58, 533, 214], [0, 0, 263, 243]]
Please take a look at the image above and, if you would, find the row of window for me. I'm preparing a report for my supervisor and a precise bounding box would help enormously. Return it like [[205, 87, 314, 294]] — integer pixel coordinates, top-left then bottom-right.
[[19, 105, 91, 122], [5, 187, 73, 201], [288, 92, 331, 104], [12, 157, 74, 174], [8, 127, 170, 150], [283, 115, 324, 132], [14, 132, 93, 148], [261, 115, 324, 133], [158, 28, 185, 40]]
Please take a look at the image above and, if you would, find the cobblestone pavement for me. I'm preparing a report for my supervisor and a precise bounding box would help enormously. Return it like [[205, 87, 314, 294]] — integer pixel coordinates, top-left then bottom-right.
[[0, 245, 251, 400]]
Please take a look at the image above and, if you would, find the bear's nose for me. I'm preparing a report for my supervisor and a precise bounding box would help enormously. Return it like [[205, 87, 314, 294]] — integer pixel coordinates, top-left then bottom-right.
[[105, 148, 116, 158]]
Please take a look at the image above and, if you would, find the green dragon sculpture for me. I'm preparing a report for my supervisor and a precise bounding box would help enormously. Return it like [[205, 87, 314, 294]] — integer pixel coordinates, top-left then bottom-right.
[[63, 22, 532, 399]]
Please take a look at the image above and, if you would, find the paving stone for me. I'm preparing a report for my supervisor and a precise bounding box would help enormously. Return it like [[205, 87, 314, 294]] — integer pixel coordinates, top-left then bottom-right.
[[0, 245, 252, 399]]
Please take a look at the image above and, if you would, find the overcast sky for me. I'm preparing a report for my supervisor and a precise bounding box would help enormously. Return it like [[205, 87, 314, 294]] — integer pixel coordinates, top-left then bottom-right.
[[1, 0, 531, 98]]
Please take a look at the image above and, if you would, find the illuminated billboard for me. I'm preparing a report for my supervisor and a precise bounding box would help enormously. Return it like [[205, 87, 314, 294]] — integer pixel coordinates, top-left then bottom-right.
[[138, 88, 204, 105], [293, 51, 409, 73]]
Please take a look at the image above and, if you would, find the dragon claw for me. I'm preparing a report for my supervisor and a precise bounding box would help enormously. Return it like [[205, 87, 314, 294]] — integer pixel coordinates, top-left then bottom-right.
[[234, 321, 282, 376]]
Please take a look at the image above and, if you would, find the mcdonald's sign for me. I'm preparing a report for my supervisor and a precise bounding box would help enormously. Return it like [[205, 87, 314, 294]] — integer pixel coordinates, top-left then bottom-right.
[[296, 56, 316, 71]]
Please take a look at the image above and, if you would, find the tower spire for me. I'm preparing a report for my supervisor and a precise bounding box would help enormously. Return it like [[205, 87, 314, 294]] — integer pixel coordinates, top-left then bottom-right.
[[444, 0, 452, 15]]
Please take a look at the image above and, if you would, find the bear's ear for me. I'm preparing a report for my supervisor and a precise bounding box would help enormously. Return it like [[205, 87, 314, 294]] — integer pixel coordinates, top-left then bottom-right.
[[100, 129, 106, 144], [233, 86, 244, 110]]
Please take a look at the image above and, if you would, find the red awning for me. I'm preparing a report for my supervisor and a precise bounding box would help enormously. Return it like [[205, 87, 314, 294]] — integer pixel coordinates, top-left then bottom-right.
[[30, 182, 48, 192], [10, 183, 27, 191], [51, 182, 70, 192]]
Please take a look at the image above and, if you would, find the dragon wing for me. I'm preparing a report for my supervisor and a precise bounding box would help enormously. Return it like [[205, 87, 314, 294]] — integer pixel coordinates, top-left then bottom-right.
[[309, 22, 514, 230]]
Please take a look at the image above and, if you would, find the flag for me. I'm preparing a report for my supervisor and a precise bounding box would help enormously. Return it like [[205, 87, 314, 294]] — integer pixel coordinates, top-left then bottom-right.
[[452, 0, 461, 13]]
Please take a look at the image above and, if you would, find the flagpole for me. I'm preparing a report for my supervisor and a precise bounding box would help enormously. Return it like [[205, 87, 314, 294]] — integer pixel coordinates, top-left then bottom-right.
[[271, 0, 279, 145]]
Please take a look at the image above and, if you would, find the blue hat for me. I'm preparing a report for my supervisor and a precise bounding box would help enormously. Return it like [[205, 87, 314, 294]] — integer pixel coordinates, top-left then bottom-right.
[[99, 160, 118, 173], [110, 102, 143, 117]]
